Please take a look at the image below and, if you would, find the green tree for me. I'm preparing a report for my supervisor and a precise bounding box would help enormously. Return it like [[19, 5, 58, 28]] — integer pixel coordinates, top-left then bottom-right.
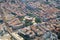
[[56, 6, 60, 9], [35, 17, 41, 23], [17, 16, 24, 21], [25, 19, 33, 26], [0, 20, 3, 24]]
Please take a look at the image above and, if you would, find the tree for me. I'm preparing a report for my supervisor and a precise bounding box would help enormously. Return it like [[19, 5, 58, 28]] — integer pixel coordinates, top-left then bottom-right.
[[0, 20, 3, 24], [35, 17, 41, 23], [17, 16, 24, 21], [11, 12, 17, 16], [56, 6, 60, 9], [24, 19, 33, 26], [11, 0, 16, 4]]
